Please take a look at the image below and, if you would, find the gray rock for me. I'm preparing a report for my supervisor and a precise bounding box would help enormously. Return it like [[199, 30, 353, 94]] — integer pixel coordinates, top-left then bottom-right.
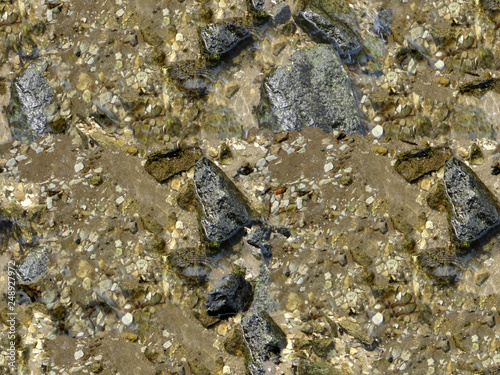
[[16, 247, 49, 285], [444, 157, 500, 243], [241, 310, 287, 375], [269, 2, 291, 26], [257, 44, 362, 134], [200, 20, 252, 59], [372, 8, 393, 39], [193, 157, 254, 243], [7, 59, 54, 142], [293, 0, 362, 58], [246, 223, 273, 259], [206, 274, 253, 318]]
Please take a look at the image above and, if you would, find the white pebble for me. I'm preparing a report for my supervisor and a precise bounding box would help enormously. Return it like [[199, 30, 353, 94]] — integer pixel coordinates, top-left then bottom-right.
[[74, 350, 84, 360], [6, 158, 16, 168], [435, 60, 445, 70], [256, 158, 267, 168], [122, 312, 133, 326], [372, 312, 384, 326], [372, 125, 384, 138], [115, 196, 125, 205], [366, 196, 375, 205], [324, 162, 334, 172], [75, 162, 84, 172]]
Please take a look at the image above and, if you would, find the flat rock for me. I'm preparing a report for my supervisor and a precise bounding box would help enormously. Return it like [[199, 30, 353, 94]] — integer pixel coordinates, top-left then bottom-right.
[[257, 44, 362, 134], [7, 59, 54, 142], [193, 157, 254, 243], [394, 147, 451, 182], [293, 0, 362, 58], [144, 147, 202, 183], [16, 247, 49, 285], [443, 157, 500, 243], [206, 274, 253, 318], [241, 310, 287, 375], [200, 20, 252, 59]]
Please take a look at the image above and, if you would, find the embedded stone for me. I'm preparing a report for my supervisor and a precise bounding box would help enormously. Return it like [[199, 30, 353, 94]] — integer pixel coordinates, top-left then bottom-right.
[[206, 274, 253, 318]]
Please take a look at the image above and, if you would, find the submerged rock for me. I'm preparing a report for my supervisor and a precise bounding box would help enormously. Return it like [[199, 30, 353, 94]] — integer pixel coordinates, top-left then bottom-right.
[[167, 60, 221, 97], [246, 223, 273, 259], [443, 157, 500, 244], [293, 0, 362, 58], [337, 317, 378, 350], [417, 247, 465, 284], [144, 147, 202, 183], [167, 247, 213, 284], [257, 44, 362, 134], [16, 247, 49, 285], [241, 310, 287, 375], [200, 20, 253, 61], [206, 274, 253, 318], [394, 147, 451, 182], [193, 157, 254, 243], [297, 360, 342, 375], [7, 59, 54, 142]]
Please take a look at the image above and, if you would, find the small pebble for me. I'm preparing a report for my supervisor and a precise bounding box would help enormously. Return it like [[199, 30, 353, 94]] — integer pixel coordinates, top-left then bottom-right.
[[75, 162, 84, 172], [372, 312, 384, 326], [324, 162, 334, 172], [74, 350, 84, 360], [122, 312, 134, 326], [372, 125, 384, 138]]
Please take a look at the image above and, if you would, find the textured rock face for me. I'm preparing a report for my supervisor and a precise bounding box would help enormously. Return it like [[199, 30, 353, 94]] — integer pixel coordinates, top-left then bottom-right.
[[443, 157, 500, 243], [206, 274, 253, 318], [394, 147, 452, 182], [193, 157, 253, 243], [144, 147, 202, 183], [241, 310, 287, 375], [293, 0, 362, 58], [200, 21, 252, 58], [16, 247, 49, 285], [7, 59, 54, 142], [257, 44, 362, 134]]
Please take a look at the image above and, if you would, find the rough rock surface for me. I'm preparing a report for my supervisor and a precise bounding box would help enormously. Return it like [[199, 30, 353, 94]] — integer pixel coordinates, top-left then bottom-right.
[[257, 44, 362, 134], [200, 20, 252, 59], [293, 0, 362, 58], [394, 147, 452, 182], [144, 147, 202, 183], [443, 157, 500, 243], [193, 157, 254, 243], [206, 274, 253, 318], [16, 247, 49, 285], [7, 59, 54, 142], [241, 310, 287, 374]]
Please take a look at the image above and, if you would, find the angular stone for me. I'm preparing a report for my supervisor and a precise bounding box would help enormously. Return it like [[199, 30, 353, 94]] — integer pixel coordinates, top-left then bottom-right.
[[293, 0, 362, 58], [337, 317, 378, 350], [443, 157, 500, 243], [16, 247, 49, 285], [200, 20, 252, 59], [206, 274, 253, 318], [241, 311, 287, 374], [297, 360, 342, 375], [394, 147, 452, 182], [417, 247, 464, 284], [144, 147, 202, 183], [257, 44, 362, 134], [167, 60, 220, 97], [7, 59, 54, 142], [167, 247, 212, 284], [194, 157, 254, 243]]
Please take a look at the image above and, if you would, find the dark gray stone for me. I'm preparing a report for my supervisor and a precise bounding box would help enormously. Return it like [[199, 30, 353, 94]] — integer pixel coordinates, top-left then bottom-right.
[[16, 247, 49, 285], [241, 310, 287, 375], [200, 20, 252, 58], [257, 44, 362, 134], [246, 223, 273, 259], [293, 0, 361, 58], [269, 2, 291, 26], [444, 157, 500, 243], [7, 59, 54, 142], [193, 157, 254, 243], [372, 8, 393, 39], [206, 274, 253, 318]]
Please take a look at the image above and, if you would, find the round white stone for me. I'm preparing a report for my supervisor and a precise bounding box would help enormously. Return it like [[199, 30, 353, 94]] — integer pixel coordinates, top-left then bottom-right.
[[435, 60, 445, 70], [74, 162, 84, 172], [74, 350, 84, 360], [122, 312, 133, 326], [372, 312, 384, 326], [372, 125, 384, 138], [324, 162, 334, 172]]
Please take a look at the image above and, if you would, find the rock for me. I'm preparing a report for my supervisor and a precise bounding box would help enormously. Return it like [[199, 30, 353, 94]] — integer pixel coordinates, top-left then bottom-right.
[[167, 247, 212, 284], [449, 106, 493, 139], [246, 223, 273, 259], [469, 143, 484, 165], [371, 125, 384, 138], [311, 338, 335, 358], [394, 147, 452, 182], [297, 360, 342, 375], [7, 59, 55, 142], [293, 0, 362, 59], [257, 44, 362, 134], [144, 147, 202, 183], [167, 60, 220, 97], [269, 2, 291, 26], [458, 78, 499, 98], [193, 157, 254, 243], [443, 157, 500, 244], [417, 247, 464, 284], [337, 317, 378, 350], [206, 274, 253, 318], [241, 311, 287, 374], [16, 247, 49, 285], [0, 218, 15, 252], [392, 214, 413, 235], [372, 8, 392, 39], [218, 142, 233, 165], [200, 20, 253, 61]]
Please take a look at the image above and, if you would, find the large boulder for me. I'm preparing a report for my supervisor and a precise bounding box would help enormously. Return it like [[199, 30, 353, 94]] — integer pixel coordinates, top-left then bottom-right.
[[193, 157, 254, 243], [206, 274, 253, 318], [443, 157, 500, 243], [7, 59, 54, 142], [257, 44, 362, 134]]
